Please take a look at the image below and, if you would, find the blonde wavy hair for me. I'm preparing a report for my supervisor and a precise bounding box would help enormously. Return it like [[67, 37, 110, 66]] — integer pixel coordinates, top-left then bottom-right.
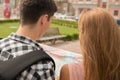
[[79, 8, 120, 80]]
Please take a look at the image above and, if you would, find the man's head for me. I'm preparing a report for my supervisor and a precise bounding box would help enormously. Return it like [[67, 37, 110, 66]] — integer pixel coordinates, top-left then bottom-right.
[[20, 0, 57, 25], [18, 0, 57, 39]]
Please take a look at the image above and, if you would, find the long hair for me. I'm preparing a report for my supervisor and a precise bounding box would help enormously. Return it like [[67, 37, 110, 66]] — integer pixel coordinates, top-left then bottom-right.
[[79, 8, 120, 80]]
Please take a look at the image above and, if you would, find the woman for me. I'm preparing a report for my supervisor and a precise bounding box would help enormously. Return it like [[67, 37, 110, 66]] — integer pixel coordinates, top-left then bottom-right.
[[60, 8, 120, 80]]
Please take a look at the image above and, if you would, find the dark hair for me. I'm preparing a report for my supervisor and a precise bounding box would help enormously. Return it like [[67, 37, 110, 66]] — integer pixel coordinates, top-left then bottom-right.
[[20, 0, 57, 25]]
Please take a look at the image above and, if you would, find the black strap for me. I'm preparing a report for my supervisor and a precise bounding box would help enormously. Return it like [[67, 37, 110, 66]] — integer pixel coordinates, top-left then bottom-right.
[[0, 50, 55, 80]]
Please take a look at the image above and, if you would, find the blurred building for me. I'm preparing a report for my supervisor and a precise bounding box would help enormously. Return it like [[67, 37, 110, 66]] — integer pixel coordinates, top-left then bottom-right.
[[54, 0, 75, 16], [0, 0, 4, 18], [0, 0, 119, 19], [71, 0, 120, 20], [55, 0, 120, 20], [0, 0, 19, 18], [108, 0, 120, 20]]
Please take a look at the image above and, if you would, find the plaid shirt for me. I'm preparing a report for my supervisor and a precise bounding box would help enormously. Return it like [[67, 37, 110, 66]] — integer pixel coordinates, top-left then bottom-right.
[[0, 33, 55, 80]]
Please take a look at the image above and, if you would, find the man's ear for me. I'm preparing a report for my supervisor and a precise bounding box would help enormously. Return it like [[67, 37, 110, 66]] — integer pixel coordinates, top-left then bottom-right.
[[39, 14, 48, 25]]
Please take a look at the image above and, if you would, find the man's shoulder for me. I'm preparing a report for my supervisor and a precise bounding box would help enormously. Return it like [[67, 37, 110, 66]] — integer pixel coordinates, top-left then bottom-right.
[[32, 60, 54, 70], [0, 37, 9, 42], [0, 36, 12, 41], [19, 58, 55, 80], [0, 38, 10, 47]]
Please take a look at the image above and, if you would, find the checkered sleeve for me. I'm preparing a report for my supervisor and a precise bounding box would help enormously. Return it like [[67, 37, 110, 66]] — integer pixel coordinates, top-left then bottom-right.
[[18, 61, 55, 80]]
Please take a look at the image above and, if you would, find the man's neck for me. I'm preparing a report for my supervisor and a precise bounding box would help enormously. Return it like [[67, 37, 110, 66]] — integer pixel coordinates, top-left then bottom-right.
[[16, 25, 40, 41]]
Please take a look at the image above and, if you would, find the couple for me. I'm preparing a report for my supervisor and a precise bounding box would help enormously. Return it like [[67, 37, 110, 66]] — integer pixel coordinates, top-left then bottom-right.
[[0, 0, 120, 80]]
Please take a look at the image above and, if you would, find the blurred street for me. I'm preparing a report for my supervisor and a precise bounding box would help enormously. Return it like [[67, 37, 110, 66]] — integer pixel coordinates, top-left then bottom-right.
[[42, 40, 81, 54]]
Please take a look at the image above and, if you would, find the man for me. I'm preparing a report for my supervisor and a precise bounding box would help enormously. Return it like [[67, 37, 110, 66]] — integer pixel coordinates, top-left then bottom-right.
[[0, 0, 57, 80]]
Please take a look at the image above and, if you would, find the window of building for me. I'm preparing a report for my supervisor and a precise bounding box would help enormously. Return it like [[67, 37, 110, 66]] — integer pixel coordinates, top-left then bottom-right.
[[102, 0, 107, 2], [0, 0, 3, 4], [86, 0, 91, 1], [102, 2, 107, 8], [114, 10, 119, 16]]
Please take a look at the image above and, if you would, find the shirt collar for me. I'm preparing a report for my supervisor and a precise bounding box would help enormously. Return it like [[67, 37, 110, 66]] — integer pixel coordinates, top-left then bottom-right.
[[8, 33, 41, 50]]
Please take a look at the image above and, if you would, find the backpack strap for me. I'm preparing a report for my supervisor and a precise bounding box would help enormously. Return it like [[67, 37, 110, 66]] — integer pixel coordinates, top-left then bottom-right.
[[0, 50, 55, 80]]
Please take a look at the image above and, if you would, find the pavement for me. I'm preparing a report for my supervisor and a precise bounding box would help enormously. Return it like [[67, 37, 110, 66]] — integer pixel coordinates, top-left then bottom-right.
[[42, 40, 81, 54]]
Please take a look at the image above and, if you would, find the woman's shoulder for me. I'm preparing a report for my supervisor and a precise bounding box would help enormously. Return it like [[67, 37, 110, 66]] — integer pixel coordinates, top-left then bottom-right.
[[68, 62, 84, 80], [60, 64, 70, 80], [60, 62, 84, 80], [68, 62, 83, 69]]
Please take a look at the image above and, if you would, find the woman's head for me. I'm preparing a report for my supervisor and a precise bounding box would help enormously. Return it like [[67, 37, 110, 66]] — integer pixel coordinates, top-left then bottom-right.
[[79, 8, 120, 80]]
